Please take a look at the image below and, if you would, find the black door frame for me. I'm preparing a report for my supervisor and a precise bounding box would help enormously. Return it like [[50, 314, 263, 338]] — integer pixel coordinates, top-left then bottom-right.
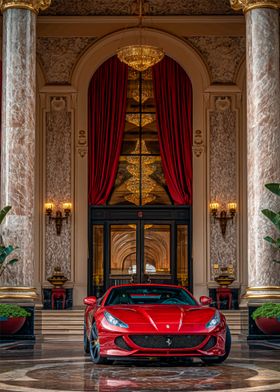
[[88, 205, 192, 295]]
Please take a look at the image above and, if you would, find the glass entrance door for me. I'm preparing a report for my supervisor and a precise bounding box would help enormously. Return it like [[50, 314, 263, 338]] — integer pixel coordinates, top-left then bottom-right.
[[108, 223, 172, 287], [89, 206, 192, 296]]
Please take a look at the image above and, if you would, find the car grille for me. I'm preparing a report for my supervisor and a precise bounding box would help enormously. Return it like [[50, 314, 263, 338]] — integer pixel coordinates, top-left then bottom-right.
[[129, 335, 207, 349]]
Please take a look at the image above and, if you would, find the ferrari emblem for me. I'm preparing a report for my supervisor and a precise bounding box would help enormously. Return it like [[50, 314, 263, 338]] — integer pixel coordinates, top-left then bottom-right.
[[166, 338, 172, 347]]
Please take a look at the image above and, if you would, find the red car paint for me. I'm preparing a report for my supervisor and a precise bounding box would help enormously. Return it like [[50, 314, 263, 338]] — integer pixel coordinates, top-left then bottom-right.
[[84, 284, 229, 362]]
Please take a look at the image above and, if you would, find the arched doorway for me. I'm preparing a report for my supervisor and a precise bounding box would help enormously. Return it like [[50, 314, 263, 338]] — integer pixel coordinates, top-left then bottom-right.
[[88, 55, 193, 296], [72, 28, 210, 304]]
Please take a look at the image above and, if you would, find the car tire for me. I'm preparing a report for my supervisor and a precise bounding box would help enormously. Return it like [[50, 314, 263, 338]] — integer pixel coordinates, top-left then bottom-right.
[[201, 325, 231, 365], [84, 322, 90, 354], [89, 322, 110, 364]]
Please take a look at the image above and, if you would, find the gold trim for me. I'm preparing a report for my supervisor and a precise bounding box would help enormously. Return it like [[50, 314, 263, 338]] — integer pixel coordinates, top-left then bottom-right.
[[230, 0, 280, 13], [0, 294, 38, 299], [243, 294, 280, 299], [243, 286, 280, 299], [0, 287, 38, 300], [246, 286, 280, 291], [0, 286, 37, 292], [0, 0, 51, 14]]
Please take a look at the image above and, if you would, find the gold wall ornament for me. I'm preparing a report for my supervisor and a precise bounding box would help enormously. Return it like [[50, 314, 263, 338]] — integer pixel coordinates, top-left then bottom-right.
[[0, 0, 51, 14], [230, 0, 280, 13]]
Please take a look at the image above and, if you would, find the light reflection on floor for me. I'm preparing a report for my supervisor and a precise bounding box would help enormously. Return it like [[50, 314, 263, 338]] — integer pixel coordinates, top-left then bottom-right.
[[0, 340, 279, 392]]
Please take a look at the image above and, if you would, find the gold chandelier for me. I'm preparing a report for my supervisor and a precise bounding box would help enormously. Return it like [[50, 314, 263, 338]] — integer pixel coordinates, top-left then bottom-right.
[[126, 113, 155, 127], [125, 139, 157, 205], [117, 1, 164, 72]]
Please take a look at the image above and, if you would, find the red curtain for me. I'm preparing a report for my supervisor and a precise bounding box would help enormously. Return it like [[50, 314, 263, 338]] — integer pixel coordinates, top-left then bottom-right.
[[152, 56, 192, 205], [88, 56, 128, 205]]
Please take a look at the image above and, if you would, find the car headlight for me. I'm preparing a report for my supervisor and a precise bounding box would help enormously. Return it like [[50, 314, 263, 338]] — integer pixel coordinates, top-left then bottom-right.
[[104, 311, 129, 328], [206, 310, 221, 328]]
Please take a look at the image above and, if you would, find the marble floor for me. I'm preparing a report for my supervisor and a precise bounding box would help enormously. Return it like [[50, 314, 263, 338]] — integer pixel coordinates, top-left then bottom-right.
[[0, 340, 279, 392]]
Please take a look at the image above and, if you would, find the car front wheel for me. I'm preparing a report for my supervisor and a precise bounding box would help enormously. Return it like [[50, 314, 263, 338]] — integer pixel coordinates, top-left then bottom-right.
[[89, 322, 110, 364], [201, 325, 231, 365], [83, 322, 90, 354]]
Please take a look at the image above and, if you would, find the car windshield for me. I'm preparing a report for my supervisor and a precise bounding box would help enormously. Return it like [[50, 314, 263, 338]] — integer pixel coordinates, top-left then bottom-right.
[[105, 286, 197, 306]]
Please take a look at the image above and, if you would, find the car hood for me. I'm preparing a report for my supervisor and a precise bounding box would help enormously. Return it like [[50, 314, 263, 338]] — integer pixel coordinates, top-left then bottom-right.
[[103, 305, 218, 333]]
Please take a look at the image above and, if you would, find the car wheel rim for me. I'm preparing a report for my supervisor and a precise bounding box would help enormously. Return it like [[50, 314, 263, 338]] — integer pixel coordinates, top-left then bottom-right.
[[90, 323, 100, 362], [83, 322, 88, 350]]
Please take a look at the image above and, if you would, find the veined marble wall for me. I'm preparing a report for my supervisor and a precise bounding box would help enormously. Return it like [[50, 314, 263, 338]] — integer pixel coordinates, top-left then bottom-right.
[[186, 37, 246, 84], [208, 96, 239, 282], [44, 96, 73, 282], [37, 37, 97, 85]]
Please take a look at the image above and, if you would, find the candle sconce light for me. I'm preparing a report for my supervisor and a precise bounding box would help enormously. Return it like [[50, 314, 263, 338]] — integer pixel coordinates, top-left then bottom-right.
[[209, 202, 237, 237], [45, 202, 72, 236]]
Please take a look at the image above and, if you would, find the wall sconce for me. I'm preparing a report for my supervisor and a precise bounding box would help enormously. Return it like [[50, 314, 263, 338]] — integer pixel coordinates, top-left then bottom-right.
[[209, 202, 237, 237], [45, 202, 72, 236]]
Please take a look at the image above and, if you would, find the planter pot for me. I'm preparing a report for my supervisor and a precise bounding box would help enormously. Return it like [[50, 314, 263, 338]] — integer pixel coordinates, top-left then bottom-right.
[[255, 317, 280, 335], [0, 317, 26, 335]]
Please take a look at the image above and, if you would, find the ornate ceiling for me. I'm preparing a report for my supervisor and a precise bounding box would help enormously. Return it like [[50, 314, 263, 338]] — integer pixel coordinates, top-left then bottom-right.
[[42, 0, 241, 16]]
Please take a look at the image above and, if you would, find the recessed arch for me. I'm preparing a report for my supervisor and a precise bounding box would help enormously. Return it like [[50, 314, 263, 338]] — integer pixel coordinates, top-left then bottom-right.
[[73, 28, 210, 304]]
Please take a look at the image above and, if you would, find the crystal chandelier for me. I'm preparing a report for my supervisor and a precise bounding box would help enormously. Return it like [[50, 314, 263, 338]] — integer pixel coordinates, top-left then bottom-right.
[[117, 1, 164, 72], [125, 139, 157, 205]]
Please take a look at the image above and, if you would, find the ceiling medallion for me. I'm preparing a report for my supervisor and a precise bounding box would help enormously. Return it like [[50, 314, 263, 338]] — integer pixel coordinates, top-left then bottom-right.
[[117, 0, 164, 72]]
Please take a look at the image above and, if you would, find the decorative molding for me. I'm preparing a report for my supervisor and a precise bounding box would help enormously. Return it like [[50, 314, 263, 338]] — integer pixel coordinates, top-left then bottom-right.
[[215, 96, 231, 111], [50, 96, 66, 112], [192, 129, 204, 158], [77, 130, 88, 158], [231, 0, 280, 13], [0, 0, 51, 13], [41, 0, 240, 16]]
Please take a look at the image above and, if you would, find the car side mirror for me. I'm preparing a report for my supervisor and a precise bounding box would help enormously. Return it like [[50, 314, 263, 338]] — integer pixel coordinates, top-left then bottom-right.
[[200, 296, 212, 306], [83, 296, 97, 306]]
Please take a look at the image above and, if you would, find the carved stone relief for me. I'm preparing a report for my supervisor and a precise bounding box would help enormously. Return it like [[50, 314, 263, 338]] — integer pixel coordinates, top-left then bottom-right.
[[45, 96, 72, 282], [209, 96, 238, 281], [42, 0, 240, 16], [186, 36, 245, 84], [37, 37, 97, 85], [192, 130, 204, 158]]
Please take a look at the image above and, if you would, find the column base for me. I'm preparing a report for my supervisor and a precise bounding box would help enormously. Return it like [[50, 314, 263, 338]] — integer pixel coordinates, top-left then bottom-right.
[[0, 287, 38, 301], [243, 286, 280, 303]]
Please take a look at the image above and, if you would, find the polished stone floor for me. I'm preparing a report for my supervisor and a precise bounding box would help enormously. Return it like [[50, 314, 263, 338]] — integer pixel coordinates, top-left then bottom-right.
[[0, 340, 279, 392]]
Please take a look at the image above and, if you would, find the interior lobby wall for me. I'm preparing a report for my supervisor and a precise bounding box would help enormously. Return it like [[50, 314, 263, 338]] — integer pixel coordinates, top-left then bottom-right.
[[34, 20, 246, 305]]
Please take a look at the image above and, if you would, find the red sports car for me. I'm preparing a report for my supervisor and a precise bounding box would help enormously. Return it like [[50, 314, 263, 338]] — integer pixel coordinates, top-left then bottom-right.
[[83, 284, 231, 364]]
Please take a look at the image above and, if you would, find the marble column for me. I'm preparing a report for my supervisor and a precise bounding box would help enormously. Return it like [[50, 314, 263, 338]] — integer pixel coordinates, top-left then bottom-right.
[[0, 0, 51, 299], [231, 0, 280, 300]]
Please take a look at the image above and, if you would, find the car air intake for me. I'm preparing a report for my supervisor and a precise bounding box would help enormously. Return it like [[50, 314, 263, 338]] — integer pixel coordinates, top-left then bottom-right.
[[115, 336, 133, 351], [202, 336, 217, 351], [129, 335, 206, 349]]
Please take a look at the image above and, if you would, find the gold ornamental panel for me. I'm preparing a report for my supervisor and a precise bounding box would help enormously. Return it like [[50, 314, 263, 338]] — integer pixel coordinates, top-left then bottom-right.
[[231, 0, 280, 13], [0, 0, 51, 14]]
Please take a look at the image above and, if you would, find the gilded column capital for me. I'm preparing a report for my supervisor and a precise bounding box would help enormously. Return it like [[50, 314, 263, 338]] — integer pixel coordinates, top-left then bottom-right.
[[0, 0, 51, 14], [230, 0, 280, 13]]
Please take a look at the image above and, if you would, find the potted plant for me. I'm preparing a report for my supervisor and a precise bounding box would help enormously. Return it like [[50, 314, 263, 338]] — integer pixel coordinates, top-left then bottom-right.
[[252, 303, 280, 335], [252, 185, 280, 335], [0, 303, 31, 334], [0, 206, 18, 278]]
